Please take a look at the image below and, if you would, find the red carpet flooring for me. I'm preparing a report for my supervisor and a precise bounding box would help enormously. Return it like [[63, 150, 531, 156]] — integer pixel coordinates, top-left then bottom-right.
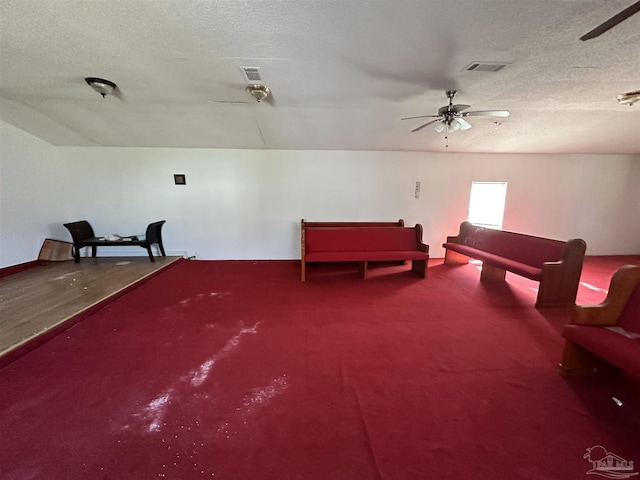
[[1, 257, 639, 480]]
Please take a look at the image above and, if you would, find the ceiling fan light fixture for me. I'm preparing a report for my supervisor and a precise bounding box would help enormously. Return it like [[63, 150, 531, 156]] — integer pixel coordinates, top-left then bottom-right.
[[617, 90, 640, 106], [434, 122, 446, 133], [85, 77, 117, 98], [246, 84, 271, 103]]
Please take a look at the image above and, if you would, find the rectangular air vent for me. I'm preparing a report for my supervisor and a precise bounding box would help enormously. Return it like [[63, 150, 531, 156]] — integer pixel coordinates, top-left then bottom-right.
[[464, 62, 509, 72], [241, 66, 262, 82]]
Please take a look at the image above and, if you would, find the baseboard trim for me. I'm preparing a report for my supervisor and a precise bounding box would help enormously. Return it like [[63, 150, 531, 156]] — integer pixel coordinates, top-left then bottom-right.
[[0, 260, 41, 279]]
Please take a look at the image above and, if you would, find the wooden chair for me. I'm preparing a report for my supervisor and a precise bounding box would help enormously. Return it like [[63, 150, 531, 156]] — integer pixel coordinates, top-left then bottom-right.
[[63, 220, 166, 263]]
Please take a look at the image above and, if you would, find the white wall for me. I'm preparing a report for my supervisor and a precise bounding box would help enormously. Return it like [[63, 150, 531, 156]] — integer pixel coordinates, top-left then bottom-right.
[[2, 120, 639, 267], [0, 121, 70, 266]]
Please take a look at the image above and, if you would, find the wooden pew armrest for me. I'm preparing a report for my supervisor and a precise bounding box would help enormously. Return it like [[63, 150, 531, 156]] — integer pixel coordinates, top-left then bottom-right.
[[571, 265, 640, 326], [572, 304, 619, 326]]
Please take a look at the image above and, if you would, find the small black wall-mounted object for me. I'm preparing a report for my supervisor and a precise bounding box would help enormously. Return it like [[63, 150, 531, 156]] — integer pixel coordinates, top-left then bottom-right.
[[174, 174, 186, 185]]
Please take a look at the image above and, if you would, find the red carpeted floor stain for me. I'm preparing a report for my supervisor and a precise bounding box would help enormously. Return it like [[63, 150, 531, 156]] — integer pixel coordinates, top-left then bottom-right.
[[1, 257, 638, 480]]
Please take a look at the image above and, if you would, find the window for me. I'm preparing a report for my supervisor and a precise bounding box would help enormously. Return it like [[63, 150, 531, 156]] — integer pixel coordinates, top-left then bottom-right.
[[468, 182, 507, 230]]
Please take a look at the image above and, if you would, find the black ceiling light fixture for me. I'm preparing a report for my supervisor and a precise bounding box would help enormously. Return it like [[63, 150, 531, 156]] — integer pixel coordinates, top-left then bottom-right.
[[85, 77, 117, 98]]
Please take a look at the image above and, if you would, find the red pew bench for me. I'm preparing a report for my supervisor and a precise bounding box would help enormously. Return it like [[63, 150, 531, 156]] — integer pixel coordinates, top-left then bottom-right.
[[560, 265, 640, 376], [300, 220, 429, 281], [442, 221, 586, 308]]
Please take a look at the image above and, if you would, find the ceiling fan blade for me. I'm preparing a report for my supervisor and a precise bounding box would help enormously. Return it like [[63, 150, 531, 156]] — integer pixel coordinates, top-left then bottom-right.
[[463, 110, 510, 117], [401, 115, 440, 120], [457, 118, 472, 130], [580, 1, 640, 41], [411, 119, 442, 133], [208, 100, 250, 104]]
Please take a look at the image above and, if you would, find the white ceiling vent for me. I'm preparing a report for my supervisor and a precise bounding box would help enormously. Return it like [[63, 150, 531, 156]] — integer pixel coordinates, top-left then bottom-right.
[[241, 66, 262, 83], [464, 62, 509, 72]]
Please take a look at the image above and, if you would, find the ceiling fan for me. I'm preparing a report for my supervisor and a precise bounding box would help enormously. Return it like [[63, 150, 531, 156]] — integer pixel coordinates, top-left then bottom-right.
[[402, 90, 509, 134]]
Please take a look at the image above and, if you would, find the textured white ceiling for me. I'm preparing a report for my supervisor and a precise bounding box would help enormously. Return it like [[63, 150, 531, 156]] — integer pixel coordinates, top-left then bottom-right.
[[1, 0, 639, 153]]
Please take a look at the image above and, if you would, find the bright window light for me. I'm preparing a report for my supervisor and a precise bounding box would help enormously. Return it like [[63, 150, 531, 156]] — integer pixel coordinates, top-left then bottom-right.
[[468, 182, 507, 229]]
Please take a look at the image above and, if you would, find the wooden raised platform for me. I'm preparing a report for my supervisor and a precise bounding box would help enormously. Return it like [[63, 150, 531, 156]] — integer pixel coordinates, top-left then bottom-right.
[[0, 256, 181, 367]]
